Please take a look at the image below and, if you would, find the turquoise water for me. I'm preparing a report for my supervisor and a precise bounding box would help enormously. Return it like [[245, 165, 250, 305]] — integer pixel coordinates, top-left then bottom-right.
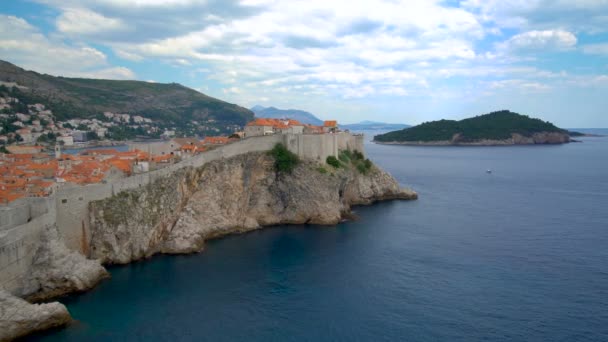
[[29, 134, 608, 341]]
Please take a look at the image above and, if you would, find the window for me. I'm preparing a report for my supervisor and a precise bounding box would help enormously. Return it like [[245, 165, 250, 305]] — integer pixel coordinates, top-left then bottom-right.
[[62, 199, 67, 204]]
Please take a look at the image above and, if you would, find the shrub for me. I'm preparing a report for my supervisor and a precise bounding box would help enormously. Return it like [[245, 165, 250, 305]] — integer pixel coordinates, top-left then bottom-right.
[[268, 143, 299, 173], [317, 166, 328, 174], [356, 163, 368, 174], [338, 149, 352, 163], [354, 158, 373, 174], [352, 150, 364, 160], [326, 156, 341, 168]]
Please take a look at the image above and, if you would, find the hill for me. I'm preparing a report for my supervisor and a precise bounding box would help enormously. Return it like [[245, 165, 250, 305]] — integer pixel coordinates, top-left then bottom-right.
[[374, 110, 571, 145], [341, 120, 410, 131], [251, 106, 324, 125], [0, 60, 253, 134]]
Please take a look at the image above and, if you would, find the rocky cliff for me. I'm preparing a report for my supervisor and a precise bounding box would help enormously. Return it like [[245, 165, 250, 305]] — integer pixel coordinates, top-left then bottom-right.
[[0, 225, 108, 341], [0, 290, 71, 342], [88, 152, 417, 264], [22, 224, 109, 302], [2, 150, 416, 341], [377, 131, 571, 146]]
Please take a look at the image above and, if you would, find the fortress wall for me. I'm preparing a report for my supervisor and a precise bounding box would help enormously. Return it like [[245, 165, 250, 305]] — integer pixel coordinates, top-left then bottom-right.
[[0, 197, 55, 232], [0, 209, 56, 295], [0, 133, 364, 295], [282, 133, 362, 162], [54, 184, 113, 253]]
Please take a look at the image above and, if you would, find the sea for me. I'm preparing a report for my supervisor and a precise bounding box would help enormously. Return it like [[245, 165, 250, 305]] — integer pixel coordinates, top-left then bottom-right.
[[28, 129, 608, 341]]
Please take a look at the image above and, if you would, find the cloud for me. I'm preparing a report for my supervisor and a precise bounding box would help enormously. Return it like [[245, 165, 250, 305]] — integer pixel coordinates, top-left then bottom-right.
[[0, 15, 134, 79], [3, 1, 608, 126], [56, 8, 126, 35], [80, 67, 136, 79], [498, 30, 577, 52], [34, 0, 264, 42], [582, 43, 608, 56], [462, 0, 608, 33]]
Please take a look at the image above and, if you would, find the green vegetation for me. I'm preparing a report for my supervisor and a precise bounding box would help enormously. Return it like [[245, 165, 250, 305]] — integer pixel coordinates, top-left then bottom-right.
[[335, 149, 373, 174], [374, 110, 566, 143], [326, 156, 341, 168], [36, 132, 57, 144], [316, 166, 328, 174], [269, 143, 300, 173], [0, 60, 254, 134]]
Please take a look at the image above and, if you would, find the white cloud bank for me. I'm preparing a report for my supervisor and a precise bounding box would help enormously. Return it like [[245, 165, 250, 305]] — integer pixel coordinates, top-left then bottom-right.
[[0, 15, 135, 79]]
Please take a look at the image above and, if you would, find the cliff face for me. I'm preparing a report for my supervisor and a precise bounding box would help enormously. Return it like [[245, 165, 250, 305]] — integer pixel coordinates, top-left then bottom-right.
[[22, 224, 109, 302], [89, 152, 417, 264], [2, 150, 416, 341]]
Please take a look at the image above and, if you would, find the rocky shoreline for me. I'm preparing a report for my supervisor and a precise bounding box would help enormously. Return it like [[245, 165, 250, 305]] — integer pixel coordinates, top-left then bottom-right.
[[1, 152, 416, 341], [374, 131, 571, 146]]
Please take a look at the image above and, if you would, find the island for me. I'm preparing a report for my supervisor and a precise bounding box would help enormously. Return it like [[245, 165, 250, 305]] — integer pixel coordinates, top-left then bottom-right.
[[374, 110, 573, 146]]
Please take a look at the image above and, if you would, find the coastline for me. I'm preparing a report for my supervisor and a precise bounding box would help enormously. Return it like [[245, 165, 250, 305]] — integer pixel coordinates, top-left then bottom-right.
[[373, 131, 572, 146], [0, 146, 417, 341], [373, 140, 571, 146]]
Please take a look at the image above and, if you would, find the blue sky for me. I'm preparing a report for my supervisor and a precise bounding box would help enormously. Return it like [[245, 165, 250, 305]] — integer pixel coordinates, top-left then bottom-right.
[[1, 0, 608, 127]]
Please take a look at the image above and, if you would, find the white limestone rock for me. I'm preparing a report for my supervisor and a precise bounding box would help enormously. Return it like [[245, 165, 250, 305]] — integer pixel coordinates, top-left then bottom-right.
[[89, 152, 417, 262], [22, 224, 109, 302], [0, 290, 71, 342]]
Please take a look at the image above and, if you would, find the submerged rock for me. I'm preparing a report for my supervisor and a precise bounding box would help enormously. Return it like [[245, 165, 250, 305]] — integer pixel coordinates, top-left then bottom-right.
[[0, 290, 71, 342]]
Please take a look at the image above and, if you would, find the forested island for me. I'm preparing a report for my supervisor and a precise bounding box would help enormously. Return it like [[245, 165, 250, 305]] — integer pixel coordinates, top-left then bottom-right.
[[374, 110, 574, 145]]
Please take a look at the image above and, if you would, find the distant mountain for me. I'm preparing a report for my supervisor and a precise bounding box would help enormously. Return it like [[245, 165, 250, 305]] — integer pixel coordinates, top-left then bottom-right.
[[341, 121, 410, 131], [374, 110, 572, 145], [0, 60, 253, 130], [251, 106, 324, 125]]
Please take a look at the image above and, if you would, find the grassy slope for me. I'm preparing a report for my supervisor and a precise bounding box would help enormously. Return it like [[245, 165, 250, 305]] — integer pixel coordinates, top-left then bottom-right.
[[0, 60, 253, 126]]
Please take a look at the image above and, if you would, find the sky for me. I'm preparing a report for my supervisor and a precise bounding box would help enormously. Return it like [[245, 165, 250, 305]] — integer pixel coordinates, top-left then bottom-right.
[[1, 1, 607, 127]]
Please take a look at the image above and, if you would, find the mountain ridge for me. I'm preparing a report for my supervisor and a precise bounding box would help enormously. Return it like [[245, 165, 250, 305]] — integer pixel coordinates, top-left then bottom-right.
[[250, 105, 324, 125], [0, 59, 253, 133]]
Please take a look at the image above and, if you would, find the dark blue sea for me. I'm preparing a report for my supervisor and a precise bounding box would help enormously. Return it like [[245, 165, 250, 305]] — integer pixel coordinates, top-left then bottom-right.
[[29, 132, 608, 341]]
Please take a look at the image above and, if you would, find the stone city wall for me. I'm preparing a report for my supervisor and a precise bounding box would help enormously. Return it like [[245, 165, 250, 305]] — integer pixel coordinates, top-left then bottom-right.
[[0, 133, 364, 295]]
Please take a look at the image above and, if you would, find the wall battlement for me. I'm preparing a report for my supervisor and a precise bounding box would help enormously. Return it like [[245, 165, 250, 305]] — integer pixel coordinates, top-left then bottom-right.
[[0, 133, 364, 294]]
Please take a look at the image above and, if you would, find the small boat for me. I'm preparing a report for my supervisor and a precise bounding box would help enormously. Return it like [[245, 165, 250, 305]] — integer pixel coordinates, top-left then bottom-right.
[[486, 169, 492, 174]]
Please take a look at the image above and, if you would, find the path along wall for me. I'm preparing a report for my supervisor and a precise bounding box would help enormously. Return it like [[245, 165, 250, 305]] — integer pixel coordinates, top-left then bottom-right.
[[0, 133, 364, 295]]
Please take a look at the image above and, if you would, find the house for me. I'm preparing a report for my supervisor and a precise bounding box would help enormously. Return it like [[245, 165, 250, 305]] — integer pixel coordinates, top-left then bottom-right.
[[16, 128, 33, 143], [323, 120, 338, 133], [202, 136, 232, 145], [72, 131, 88, 142], [6, 145, 44, 154], [15, 113, 31, 122], [244, 118, 305, 137], [304, 124, 324, 134], [56, 135, 74, 146]]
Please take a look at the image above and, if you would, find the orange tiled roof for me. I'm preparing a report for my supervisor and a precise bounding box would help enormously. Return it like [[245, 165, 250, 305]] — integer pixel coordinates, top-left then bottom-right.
[[203, 136, 231, 145], [246, 118, 303, 129], [324, 120, 337, 127]]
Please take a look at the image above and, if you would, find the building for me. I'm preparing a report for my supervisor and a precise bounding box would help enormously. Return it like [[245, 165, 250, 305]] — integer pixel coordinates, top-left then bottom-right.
[[56, 135, 74, 146], [202, 136, 232, 145], [244, 118, 305, 137], [15, 128, 33, 144], [323, 120, 338, 133], [72, 131, 88, 142], [5, 145, 44, 154]]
